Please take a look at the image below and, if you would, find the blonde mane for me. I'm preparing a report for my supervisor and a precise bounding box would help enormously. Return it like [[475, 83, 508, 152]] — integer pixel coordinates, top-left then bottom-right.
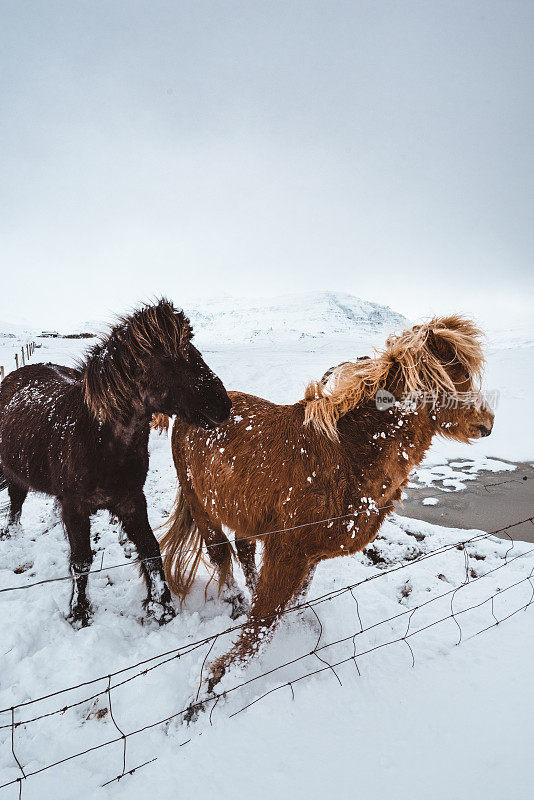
[[303, 315, 485, 439]]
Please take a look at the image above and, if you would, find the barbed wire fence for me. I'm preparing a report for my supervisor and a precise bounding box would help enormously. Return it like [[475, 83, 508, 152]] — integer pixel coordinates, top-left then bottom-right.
[[0, 474, 530, 597], [0, 508, 533, 796]]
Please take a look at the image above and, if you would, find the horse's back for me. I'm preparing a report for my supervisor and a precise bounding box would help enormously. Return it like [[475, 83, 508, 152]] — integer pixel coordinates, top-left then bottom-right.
[[0, 363, 81, 419], [170, 388, 328, 537], [171, 389, 301, 458], [0, 363, 84, 492]]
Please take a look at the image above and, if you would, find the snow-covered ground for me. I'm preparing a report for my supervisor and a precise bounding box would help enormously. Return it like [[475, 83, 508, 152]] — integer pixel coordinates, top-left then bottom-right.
[[0, 294, 533, 799]]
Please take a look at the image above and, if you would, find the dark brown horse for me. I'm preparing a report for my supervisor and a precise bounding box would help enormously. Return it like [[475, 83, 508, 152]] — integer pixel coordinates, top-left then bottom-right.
[[160, 315, 494, 692], [0, 299, 231, 627]]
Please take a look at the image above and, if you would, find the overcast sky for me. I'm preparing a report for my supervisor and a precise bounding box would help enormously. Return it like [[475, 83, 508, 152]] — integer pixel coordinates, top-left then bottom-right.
[[1, 1, 533, 330]]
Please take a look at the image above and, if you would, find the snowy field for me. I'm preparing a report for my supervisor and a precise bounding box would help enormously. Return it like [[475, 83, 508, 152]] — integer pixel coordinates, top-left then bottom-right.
[[0, 295, 533, 799]]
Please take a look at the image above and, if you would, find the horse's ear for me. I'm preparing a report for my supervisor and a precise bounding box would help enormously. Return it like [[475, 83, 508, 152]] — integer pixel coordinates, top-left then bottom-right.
[[425, 328, 457, 365]]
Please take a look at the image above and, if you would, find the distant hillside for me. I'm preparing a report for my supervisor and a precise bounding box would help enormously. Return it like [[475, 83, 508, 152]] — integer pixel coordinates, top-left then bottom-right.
[[0, 318, 36, 340], [187, 291, 409, 346], [0, 293, 410, 348]]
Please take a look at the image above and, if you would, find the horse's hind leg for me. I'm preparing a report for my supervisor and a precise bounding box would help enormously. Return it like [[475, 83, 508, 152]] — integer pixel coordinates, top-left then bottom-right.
[[1, 481, 27, 539], [203, 525, 249, 619], [181, 487, 248, 619], [62, 503, 93, 628], [235, 538, 257, 596]]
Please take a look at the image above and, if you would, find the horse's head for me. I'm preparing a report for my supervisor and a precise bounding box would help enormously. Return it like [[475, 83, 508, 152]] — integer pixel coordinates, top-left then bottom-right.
[[304, 315, 493, 443], [435, 391, 495, 442], [136, 302, 232, 429], [394, 315, 494, 443], [427, 356, 495, 443], [142, 340, 232, 429], [83, 299, 231, 429]]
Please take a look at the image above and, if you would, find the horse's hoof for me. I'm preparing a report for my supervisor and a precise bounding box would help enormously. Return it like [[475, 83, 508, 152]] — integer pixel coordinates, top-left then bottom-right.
[[144, 599, 176, 625], [183, 706, 197, 725], [207, 663, 226, 694], [183, 692, 222, 725], [0, 522, 21, 540], [183, 700, 205, 725], [67, 606, 93, 629], [119, 538, 136, 559], [226, 592, 250, 620]]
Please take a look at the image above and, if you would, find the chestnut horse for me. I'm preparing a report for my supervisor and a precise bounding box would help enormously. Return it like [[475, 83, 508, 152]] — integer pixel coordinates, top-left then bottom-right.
[[160, 315, 494, 691], [0, 300, 231, 626]]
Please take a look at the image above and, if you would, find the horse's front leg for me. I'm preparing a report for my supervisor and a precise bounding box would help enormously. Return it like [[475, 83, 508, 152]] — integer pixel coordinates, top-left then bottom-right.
[[207, 546, 310, 693], [0, 482, 28, 539], [113, 493, 176, 624], [62, 503, 93, 628]]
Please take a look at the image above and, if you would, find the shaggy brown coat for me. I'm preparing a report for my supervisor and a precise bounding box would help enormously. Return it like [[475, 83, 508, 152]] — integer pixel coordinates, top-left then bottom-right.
[[160, 315, 494, 690]]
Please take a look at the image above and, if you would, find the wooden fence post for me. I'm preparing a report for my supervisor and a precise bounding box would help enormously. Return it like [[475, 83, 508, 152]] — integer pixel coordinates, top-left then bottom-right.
[[15, 353, 18, 369], [0, 366, 4, 383], [21, 348, 25, 366]]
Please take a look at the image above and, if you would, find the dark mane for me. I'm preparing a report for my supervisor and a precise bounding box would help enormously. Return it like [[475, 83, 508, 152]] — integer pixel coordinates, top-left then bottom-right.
[[81, 299, 192, 421]]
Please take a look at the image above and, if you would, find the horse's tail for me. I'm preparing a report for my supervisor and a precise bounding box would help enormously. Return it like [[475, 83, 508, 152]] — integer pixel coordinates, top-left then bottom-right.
[[159, 485, 207, 600], [150, 413, 170, 435]]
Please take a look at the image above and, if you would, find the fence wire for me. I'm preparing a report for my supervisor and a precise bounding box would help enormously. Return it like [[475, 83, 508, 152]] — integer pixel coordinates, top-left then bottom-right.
[[0, 513, 533, 794], [0, 474, 530, 597]]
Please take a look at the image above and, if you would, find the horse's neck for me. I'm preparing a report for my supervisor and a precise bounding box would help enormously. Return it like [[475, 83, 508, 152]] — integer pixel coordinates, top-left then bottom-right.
[[104, 408, 151, 449], [341, 403, 436, 490]]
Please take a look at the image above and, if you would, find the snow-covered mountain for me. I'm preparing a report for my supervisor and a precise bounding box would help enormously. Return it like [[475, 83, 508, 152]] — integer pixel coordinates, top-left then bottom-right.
[[0, 318, 36, 339], [1, 292, 408, 345], [187, 291, 409, 347]]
